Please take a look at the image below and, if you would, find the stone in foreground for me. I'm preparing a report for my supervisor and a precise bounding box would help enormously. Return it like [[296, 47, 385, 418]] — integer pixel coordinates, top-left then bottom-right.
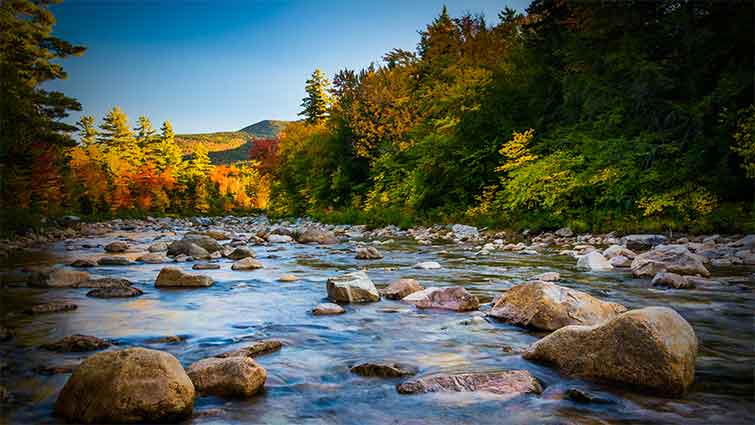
[[54, 348, 195, 423], [187, 357, 266, 398], [326, 271, 380, 303], [351, 363, 414, 378], [41, 334, 111, 352], [231, 257, 264, 270], [380, 278, 424, 300], [216, 340, 283, 358], [403, 286, 479, 311], [488, 281, 626, 331], [155, 267, 214, 288], [522, 307, 697, 396], [397, 370, 542, 398], [312, 303, 346, 315]]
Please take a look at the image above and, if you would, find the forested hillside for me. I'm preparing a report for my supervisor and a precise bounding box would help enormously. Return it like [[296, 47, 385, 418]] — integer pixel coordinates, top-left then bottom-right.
[[269, 1, 754, 233], [175, 120, 291, 164]]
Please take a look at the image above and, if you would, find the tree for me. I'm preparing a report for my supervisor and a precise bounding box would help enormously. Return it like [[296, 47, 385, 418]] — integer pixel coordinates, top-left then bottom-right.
[[299, 68, 332, 124], [98, 106, 142, 165], [0, 0, 85, 227], [134, 115, 157, 149], [153, 120, 183, 173], [76, 115, 97, 146]]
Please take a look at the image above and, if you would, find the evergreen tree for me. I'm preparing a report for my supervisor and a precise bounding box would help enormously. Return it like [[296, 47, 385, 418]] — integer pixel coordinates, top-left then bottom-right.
[[98, 106, 142, 165], [134, 115, 157, 149], [154, 120, 183, 172], [1, 0, 86, 225], [76, 115, 97, 146], [299, 68, 332, 124], [190, 144, 213, 178]]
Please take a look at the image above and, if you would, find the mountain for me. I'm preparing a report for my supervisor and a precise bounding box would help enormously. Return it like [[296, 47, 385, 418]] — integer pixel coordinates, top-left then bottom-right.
[[176, 120, 292, 164], [239, 120, 291, 138]]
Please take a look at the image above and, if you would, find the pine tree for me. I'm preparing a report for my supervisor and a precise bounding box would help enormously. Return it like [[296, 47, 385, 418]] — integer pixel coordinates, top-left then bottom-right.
[[76, 115, 97, 146], [299, 68, 332, 124], [153, 120, 184, 172], [190, 144, 213, 178], [134, 116, 157, 149], [98, 106, 142, 165]]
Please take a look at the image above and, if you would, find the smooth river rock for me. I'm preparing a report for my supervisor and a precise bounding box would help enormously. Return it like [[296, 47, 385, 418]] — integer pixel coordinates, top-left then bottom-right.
[[216, 340, 283, 358], [652, 272, 694, 289], [351, 363, 414, 377], [167, 240, 210, 258], [41, 334, 111, 352], [54, 348, 195, 423], [155, 267, 214, 288], [326, 271, 380, 303], [104, 241, 129, 253], [523, 307, 697, 396], [30, 268, 90, 288], [187, 357, 266, 398], [87, 285, 143, 298], [403, 286, 479, 311], [355, 246, 383, 260], [312, 303, 346, 315], [226, 247, 255, 260], [631, 245, 710, 277], [576, 251, 614, 271], [488, 281, 626, 331], [25, 301, 77, 315], [297, 227, 338, 244], [379, 278, 424, 300], [231, 257, 264, 270], [397, 370, 542, 398]]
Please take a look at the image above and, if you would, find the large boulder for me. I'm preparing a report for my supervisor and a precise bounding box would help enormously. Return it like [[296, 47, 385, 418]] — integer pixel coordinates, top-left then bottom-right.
[[297, 227, 338, 244], [226, 247, 255, 260], [402, 286, 479, 311], [397, 370, 542, 398], [155, 267, 214, 288], [621, 234, 668, 252], [523, 307, 697, 396], [326, 271, 380, 303], [54, 348, 195, 423], [30, 268, 90, 288], [603, 245, 637, 259], [186, 357, 266, 398], [183, 234, 224, 253], [488, 281, 626, 331], [148, 241, 168, 252], [576, 251, 613, 271], [631, 245, 710, 277], [231, 257, 264, 270], [379, 278, 424, 300], [167, 240, 209, 259], [451, 224, 479, 240], [138, 252, 168, 264]]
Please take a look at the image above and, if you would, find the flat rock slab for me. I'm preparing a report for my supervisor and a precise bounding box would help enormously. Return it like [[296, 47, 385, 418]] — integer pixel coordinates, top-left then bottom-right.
[[397, 370, 542, 398], [193, 263, 221, 270], [155, 267, 214, 288], [25, 302, 77, 315], [98, 256, 133, 266], [76, 277, 133, 288], [216, 340, 283, 358], [312, 303, 346, 315], [87, 286, 143, 298], [41, 334, 111, 352], [231, 257, 264, 270], [351, 363, 415, 378], [403, 287, 479, 312]]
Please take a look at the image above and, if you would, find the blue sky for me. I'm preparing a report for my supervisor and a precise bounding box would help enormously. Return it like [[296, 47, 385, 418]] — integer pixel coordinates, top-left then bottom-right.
[[48, 0, 530, 134]]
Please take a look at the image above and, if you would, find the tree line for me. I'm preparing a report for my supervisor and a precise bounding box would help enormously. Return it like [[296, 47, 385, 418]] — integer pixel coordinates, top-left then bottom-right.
[[268, 1, 754, 233]]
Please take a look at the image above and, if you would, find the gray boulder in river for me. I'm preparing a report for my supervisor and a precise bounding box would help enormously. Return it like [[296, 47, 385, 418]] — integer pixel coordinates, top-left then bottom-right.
[[488, 281, 626, 331], [326, 271, 380, 303], [187, 357, 266, 398], [631, 245, 710, 277], [54, 347, 195, 423], [523, 307, 697, 396]]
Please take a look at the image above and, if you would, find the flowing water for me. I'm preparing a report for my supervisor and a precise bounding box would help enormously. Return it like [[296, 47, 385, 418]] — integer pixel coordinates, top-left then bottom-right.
[[1, 228, 754, 424]]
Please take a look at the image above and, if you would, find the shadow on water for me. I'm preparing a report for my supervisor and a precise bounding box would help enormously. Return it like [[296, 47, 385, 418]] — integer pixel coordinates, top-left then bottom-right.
[[1, 234, 754, 424]]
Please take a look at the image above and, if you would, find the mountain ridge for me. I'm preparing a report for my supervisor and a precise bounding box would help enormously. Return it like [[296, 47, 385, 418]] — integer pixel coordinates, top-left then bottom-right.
[[176, 119, 292, 164]]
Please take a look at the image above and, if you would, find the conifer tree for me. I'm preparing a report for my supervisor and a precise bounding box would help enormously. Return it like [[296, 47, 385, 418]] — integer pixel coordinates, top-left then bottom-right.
[[98, 106, 142, 165], [299, 68, 332, 124], [154, 120, 183, 172], [190, 144, 213, 178], [76, 115, 97, 146], [134, 116, 157, 149]]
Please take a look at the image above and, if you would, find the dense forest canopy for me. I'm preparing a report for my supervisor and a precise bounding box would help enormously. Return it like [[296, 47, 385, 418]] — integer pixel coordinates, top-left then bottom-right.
[[0, 0, 752, 234]]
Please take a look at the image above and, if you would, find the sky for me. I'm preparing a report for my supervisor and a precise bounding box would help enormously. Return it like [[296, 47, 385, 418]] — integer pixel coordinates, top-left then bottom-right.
[[48, 0, 530, 134]]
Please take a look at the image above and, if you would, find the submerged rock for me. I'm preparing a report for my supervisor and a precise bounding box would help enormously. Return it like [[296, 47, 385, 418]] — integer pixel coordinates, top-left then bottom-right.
[[403, 286, 479, 311], [187, 357, 266, 398], [98, 256, 133, 266], [326, 271, 380, 303], [231, 257, 264, 270], [380, 278, 424, 300], [530, 272, 560, 282], [631, 245, 710, 277], [77, 277, 134, 288], [652, 272, 694, 289], [397, 370, 542, 398], [277, 274, 299, 282], [216, 340, 283, 358], [87, 286, 143, 298], [25, 301, 77, 315], [355, 246, 383, 260], [414, 261, 441, 270], [351, 363, 414, 378], [54, 348, 195, 423], [155, 267, 214, 288], [576, 252, 613, 271], [488, 281, 626, 331], [41, 334, 111, 352], [312, 303, 346, 315], [523, 307, 697, 396]]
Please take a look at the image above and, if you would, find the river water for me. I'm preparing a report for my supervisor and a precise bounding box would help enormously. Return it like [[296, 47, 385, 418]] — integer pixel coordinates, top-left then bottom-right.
[[1, 228, 753, 424]]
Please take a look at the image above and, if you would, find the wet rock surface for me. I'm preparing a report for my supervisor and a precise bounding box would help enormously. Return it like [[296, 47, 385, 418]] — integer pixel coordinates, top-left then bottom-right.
[[397, 370, 542, 397], [40, 334, 111, 352], [187, 357, 267, 398]]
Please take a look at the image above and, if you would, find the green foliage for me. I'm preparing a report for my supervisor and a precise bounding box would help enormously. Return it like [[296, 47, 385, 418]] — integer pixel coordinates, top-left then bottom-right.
[[299, 69, 332, 124], [239, 120, 291, 138]]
